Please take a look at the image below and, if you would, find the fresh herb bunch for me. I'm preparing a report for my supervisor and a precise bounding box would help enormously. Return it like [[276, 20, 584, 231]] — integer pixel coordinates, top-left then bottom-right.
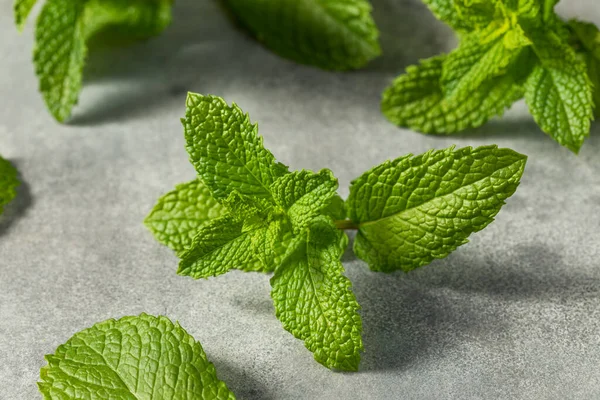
[[146, 93, 527, 371], [38, 314, 236, 399], [382, 0, 600, 153], [14, 0, 173, 122], [0, 155, 19, 215], [222, 0, 381, 70]]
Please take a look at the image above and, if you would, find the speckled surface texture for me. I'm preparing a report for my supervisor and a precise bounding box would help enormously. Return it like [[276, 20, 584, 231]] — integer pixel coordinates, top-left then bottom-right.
[[1, 1, 600, 399]]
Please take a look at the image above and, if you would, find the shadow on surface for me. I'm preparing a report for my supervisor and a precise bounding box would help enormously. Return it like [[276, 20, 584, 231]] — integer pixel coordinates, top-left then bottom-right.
[[0, 160, 32, 238], [71, 0, 245, 125], [213, 359, 274, 400], [353, 243, 599, 371], [369, 0, 456, 73], [69, 0, 458, 125]]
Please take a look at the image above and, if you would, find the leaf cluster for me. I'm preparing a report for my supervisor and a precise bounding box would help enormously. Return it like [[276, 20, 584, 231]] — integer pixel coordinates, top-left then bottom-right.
[[146, 93, 527, 371], [382, 0, 600, 153]]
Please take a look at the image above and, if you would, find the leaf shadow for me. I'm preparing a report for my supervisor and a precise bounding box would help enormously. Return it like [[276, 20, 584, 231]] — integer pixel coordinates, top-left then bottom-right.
[[70, 0, 247, 125], [0, 160, 33, 238], [368, 0, 457, 73], [348, 242, 599, 372], [212, 359, 275, 400]]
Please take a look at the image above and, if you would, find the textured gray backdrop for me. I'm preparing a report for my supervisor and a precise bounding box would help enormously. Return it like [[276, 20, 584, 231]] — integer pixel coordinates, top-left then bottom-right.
[[1, 0, 600, 399]]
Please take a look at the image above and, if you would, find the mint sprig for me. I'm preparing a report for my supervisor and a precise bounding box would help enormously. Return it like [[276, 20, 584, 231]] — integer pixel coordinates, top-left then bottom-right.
[[382, 0, 598, 153], [146, 93, 527, 371], [15, 0, 173, 122], [0, 155, 19, 215], [38, 314, 235, 399]]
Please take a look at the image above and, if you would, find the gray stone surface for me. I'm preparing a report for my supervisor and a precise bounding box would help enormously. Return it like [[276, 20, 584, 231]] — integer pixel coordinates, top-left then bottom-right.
[[1, 0, 600, 398]]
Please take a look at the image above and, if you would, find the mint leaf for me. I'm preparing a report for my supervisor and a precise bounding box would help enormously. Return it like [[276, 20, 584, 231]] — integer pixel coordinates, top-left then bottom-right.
[[145, 179, 225, 254], [270, 169, 338, 234], [271, 217, 362, 371], [38, 313, 235, 399], [569, 20, 600, 117], [347, 145, 526, 272], [184, 93, 289, 201], [0, 156, 19, 215], [224, 0, 381, 71], [29, 0, 172, 122], [382, 54, 524, 133], [178, 213, 266, 279], [14, 0, 37, 30], [524, 30, 593, 153]]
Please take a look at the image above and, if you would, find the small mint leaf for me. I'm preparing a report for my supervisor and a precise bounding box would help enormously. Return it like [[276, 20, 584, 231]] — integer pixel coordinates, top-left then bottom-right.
[[0, 156, 19, 215]]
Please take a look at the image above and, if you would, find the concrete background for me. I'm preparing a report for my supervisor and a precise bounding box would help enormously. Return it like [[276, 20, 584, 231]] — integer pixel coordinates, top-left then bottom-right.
[[1, 0, 600, 398]]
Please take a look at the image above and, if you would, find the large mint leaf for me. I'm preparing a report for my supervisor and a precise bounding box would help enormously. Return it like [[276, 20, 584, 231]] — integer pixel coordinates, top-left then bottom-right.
[[38, 313, 235, 399], [347, 145, 526, 273], [524, 30, 593, 153], [184, 93, 289, 201], [270, 217, 362, 371], [145, 179, 225, 253], [0, 156, 19, 215], [224, 0, 380, 71]]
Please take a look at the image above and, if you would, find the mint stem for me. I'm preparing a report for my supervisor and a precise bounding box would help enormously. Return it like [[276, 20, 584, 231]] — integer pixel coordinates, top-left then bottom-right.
[[334, 220, 359, 230]]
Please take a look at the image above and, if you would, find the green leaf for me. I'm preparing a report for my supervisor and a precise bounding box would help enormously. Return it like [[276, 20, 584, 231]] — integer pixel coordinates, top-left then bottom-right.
[[421, 0, 470, 31], [270, 169, 338, 234], [14, 0, 37, 30], [569, 19, 600, 117], [440, 28, 527, 97], [178, 214, 267, 279], [34, 0, 87, 123], [145, 179, 226, 254], [347, 145, 526, 273], [323, 194, 347, 221], [224, 0, 381, 71], [0, 156, 20, 215], [381, 54, 525, 133], [270, 217, 362, 371], [38, 313, 235, 399], [524, 31, 593, 153], [32, 0, 172, 122], [184, 93, 289, 201]]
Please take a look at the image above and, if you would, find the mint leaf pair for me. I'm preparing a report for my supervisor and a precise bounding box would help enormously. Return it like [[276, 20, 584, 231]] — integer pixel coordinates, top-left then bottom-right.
[[0, 156, 19, 215], [382, 0, 599, 153], [38, 314, 235, 399], [146, 93, 527, 371], [223, 0, 381, 70], [14, 0, 173, 122]]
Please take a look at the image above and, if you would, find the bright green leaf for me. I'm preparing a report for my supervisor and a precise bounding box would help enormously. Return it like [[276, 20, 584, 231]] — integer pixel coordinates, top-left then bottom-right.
[[38, 313, 235, 399], [14, 0, 37, 30], [224, 0, 381, 71], [183, 93, 289, 201], [270, 169, 338, 234], [347, 145, 526, 273], [178, 214, 267, 279], [145, 179, 225, 254], [421, 0, 470, 31], [524, 31, 593, 153], [270, 217, 362, 371], [0, 156, 19, 215]]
